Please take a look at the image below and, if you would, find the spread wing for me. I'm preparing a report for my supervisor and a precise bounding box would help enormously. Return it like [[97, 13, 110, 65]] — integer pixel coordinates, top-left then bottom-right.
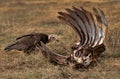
[[58, 7, 108, 48], [40, 41, 69, 65], [39, 7, 108, 66]]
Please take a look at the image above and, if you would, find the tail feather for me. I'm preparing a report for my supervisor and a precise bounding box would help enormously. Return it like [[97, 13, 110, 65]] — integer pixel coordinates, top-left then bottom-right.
[[4, 42, 17, 51]]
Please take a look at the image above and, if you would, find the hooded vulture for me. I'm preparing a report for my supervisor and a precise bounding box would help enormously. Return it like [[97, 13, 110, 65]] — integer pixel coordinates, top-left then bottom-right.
[[40, 6, 108, 68], [4, 33, 58, 53]]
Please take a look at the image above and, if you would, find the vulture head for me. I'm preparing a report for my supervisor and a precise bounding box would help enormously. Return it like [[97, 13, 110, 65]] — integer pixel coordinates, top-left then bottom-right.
[[48, 34, 59, 42]]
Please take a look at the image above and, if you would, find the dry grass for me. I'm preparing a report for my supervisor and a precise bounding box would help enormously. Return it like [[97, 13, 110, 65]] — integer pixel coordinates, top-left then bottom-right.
[[0, 0, 120, 79]]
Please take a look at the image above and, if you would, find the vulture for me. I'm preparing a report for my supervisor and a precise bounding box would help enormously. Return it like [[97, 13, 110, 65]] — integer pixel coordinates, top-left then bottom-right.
[[40, 6, 108, 68], [4, 33, 58, 53]]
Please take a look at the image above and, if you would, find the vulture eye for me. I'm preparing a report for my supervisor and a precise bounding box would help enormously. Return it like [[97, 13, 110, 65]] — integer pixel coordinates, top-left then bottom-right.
[[49, 34, 59, 41], [50, 36, 56, 41], [51, 36, 55, 39]]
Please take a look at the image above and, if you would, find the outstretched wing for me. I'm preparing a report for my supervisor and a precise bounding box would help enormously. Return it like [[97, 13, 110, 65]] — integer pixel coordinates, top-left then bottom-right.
[[40, 41, 69, 65], [58, 7, 108, 48]]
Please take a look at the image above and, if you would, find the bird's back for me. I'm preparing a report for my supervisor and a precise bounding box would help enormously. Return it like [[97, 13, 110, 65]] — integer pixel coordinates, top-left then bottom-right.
[[4, 33, 49, 53], [4, 34, 35, 52], [32, 33, 49, 44]]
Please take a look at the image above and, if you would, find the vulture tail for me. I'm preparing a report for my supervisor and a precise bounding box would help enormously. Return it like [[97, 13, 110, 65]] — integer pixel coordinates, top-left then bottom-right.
[[4, 42, 18, 51]]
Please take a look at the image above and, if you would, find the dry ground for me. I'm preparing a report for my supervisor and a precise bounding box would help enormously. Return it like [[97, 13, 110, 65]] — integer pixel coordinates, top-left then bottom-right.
[[0, 0, 120, 79]]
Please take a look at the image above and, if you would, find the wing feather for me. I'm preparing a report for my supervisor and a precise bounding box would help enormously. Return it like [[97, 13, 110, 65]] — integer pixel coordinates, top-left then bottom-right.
[[58, 12, 84, 45], [72, 7, 91, 47], [16, 34, 33, 40], [65, 8, 87, 46], [80, 7, 96, 47], [93, 8, 108, 46], [58, 7, 108, 48]]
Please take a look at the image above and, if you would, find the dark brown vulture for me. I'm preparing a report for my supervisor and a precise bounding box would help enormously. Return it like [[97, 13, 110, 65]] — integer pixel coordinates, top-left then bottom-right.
[[40, 6, 108, 68], [4, 33, 58, 53]]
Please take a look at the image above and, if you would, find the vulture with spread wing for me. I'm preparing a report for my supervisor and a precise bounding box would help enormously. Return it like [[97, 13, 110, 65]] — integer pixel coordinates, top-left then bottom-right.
[[40, 6, 108, 68], [4, 33, 58, 53]]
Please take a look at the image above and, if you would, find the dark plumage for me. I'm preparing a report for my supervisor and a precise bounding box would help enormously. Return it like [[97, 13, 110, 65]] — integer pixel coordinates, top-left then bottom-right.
[[4, 33, 57, 53], [40, 6, 108, 68]]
